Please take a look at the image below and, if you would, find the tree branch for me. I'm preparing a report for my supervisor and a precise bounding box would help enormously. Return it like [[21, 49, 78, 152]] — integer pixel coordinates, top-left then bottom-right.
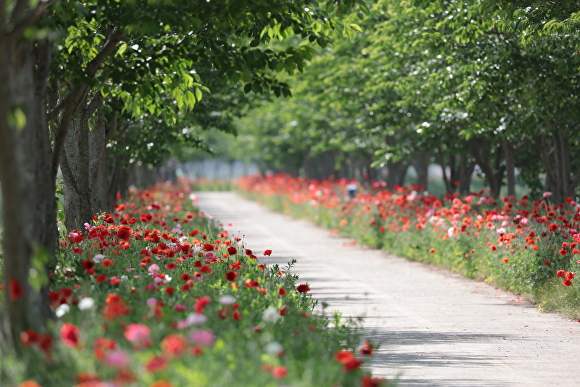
[[51, 27, 125, 180], [6, 0, 54, 41], [47, 95, 67, 121]]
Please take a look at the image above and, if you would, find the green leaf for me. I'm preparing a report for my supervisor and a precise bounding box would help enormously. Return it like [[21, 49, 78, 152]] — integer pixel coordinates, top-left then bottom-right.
[[116, 42, 127, 57], [194, 87, 203, 102], [29, 246, 50, 292], [8, 107, 27, 131], [349, 23, 362, 32]]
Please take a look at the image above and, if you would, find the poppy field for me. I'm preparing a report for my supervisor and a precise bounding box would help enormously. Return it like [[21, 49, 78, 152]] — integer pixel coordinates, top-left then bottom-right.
[[238, 174, 580, 318], [0, 182, 386, 387]]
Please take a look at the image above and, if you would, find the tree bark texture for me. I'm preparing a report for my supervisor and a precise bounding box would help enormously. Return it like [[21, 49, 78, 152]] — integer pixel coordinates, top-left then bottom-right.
[[412, 149, 433, 190], [458, 154, 475, 195], [61, 99, 96, 232], [0, 36, 53, 348], [503, 140, 516, 198], [386, 160, 408, 187], [540, 131, 580, 204], [468, 138, 504, 198]]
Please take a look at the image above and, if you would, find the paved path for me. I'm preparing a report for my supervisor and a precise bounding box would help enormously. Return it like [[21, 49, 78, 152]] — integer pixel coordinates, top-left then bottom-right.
[[195, 192, 579, 387]]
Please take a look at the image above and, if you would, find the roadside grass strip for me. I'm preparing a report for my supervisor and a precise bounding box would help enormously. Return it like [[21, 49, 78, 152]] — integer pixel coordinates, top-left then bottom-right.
[[237, 173, 580, 319], [1, 182, 386, 387]]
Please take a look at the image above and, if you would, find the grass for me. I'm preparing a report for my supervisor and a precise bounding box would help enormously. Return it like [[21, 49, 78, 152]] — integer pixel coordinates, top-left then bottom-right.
[[0, 183, 388, 387], [236, 174, 580, 319], [191, 179, 235, 191]]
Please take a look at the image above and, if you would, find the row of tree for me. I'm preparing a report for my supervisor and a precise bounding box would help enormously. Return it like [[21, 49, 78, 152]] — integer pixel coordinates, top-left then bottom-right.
[[228, 0, 580, 203], [0, 0, 365, 353]]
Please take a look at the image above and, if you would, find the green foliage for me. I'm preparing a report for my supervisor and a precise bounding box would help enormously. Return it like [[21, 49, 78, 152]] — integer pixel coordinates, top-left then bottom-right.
[[235, 0, 580, 200]]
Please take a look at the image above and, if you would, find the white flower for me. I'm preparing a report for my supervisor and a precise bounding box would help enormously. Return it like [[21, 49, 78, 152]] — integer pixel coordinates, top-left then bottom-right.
[[262, 306, 280, 323], [219, 295, 236, 305], [496, 227, 506, 234], [264, 341, 284, 356], [93, 254, 105, 263], [186, 313, 207, 325], [55, 303, 70, 318], [120, 275, 128, 281], [78, 297, 95, 310], [194, 245, 202, 253], [165, 275, 172, 283]]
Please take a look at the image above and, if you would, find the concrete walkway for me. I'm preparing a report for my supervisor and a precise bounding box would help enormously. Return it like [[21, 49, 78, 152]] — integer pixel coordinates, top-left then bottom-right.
[[195, 192, 579, 387]]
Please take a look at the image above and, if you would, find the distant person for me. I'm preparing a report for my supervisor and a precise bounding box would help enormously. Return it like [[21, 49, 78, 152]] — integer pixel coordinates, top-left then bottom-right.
[[346, 180, 358, 199]]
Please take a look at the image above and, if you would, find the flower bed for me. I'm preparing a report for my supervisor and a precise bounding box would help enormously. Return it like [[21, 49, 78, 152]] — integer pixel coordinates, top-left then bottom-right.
[[2, 182, 386, 387], [237, 173, 580, 318]]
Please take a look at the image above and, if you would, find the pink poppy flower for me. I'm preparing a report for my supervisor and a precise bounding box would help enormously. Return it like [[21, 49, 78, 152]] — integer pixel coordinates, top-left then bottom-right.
[[124, 324, 152, 348], [103, 349, 130, 368], [188, 329, 215, 347]]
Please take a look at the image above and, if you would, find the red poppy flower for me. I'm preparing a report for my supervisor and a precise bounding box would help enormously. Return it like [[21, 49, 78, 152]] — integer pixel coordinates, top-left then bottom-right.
[[296, 284, 310, 293], [566, 271, 575, 279], [160, 334, 188, 358], [227, 246, 237, 255], [165, 263, 177, 270], [96, 274, 107, 283], [244, 279, 259, 288], [9, 278, 24, 301], [263, 249, 272, 256], [557, 270, 566, 277], [165, 287, 174, 295], [38, 333, 53, 354], [361, 375, 386, 387], [203, 244, 215, 252], [200, 264, 213, 274], [146, 355, 168, 373], [272, 366, 287, 379], [102, 259, 115, 268], [563, 278, 572, 286], [225, 271, 238, 282], [60, 323, 81, 348], [278, 288, 287, 296], [194, 296, 211, 313], [218, 307, 230, 319], [20, 329, 39, 346], [116, 226, 132, 241], [82, 259, 95, 270], [335, 350, 356, 364], [232, 311, 242, 321], [343, 358, 362, 371]]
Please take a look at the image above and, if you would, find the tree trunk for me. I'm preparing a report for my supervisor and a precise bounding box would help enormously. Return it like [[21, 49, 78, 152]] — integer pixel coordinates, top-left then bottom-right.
[[61, 96, 98, 232], [89, 103, 107, 213], [386, 160, 408, 187], [503, 139, 516, 198], [540, 130, 580, 204], [458, 154, 475, 195], [412, 149, 432, 190], [0, 37, 53, 347], [438, 148, 452, 193], [468, 138, 503, 198]]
